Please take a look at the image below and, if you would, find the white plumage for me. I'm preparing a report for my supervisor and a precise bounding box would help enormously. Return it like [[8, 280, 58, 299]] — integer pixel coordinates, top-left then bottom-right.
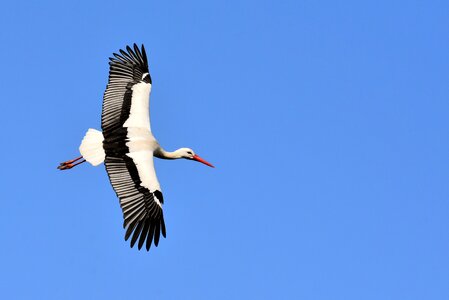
[[79, 128, 105, 166]]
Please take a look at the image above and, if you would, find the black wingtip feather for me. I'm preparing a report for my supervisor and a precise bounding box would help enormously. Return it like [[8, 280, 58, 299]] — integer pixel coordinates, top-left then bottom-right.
[[138, 220, 150, 250], [130, 221, 144, 248], [124, 220, 138, 241], [126, 45, 139, 61], [141, 45, 148, 66], [161, 214, 166, 238], [133, 43, 140, 55], [119, 49, 133, 63], [146, 222, 155, 251], [154, 222, 161, 246]]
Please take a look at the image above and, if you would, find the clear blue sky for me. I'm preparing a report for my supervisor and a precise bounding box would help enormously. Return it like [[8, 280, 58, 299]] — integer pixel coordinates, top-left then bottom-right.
[[1, 0, 448, 299]]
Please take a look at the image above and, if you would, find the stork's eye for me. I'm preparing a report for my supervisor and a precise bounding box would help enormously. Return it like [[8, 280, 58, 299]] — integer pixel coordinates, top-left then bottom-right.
[[187, 151, 192, 155]]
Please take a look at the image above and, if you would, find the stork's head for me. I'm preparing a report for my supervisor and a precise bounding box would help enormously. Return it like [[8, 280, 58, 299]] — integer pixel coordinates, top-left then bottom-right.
[[177, 148, 214, 168]]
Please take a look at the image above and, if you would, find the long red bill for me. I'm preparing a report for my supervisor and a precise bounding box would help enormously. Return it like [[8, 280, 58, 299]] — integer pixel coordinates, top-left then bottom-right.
[[192, 154, 215, 168]]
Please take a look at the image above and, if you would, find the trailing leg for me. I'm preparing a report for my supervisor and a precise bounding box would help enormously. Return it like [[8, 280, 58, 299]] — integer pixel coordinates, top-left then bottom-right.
[[58, 156, 86, 170]]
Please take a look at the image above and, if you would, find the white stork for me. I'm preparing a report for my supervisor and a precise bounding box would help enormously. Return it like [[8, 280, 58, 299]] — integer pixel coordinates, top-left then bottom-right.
[[58, 44, 214, 251]]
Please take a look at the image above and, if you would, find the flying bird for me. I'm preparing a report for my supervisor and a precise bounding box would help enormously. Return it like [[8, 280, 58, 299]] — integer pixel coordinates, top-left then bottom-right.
[[58, 44, 214, 251]]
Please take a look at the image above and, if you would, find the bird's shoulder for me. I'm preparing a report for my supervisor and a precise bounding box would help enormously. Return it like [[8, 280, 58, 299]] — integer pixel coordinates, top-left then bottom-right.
[[125, 127, 159, 152]]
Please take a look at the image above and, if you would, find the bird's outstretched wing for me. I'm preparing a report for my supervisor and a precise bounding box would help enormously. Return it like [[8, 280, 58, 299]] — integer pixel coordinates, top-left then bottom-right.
[[105, 156, 166, 251], [101, 43, 153, 137], [101, 44, 165, 251]]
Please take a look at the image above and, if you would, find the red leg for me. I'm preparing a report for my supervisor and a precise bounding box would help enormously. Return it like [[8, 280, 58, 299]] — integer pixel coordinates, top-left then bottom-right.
[[60, 156, 83, 165], [58, 156, 86, 170]]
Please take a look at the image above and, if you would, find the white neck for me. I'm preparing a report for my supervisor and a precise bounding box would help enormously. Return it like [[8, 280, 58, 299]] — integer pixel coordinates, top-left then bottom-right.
[[154, 147, 183, 160]]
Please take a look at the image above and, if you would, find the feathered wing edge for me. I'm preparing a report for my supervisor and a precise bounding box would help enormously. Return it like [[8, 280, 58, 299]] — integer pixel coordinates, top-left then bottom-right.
[[122, 191, 167, 251], [108, 43, 150, 82]]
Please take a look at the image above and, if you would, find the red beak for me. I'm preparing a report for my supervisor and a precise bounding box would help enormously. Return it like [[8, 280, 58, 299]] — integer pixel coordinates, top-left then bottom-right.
[[192, 154, 215, 168]]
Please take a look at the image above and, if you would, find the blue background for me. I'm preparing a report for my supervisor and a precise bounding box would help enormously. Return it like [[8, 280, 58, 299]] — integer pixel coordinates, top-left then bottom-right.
[[1, 1, 448, 299]]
